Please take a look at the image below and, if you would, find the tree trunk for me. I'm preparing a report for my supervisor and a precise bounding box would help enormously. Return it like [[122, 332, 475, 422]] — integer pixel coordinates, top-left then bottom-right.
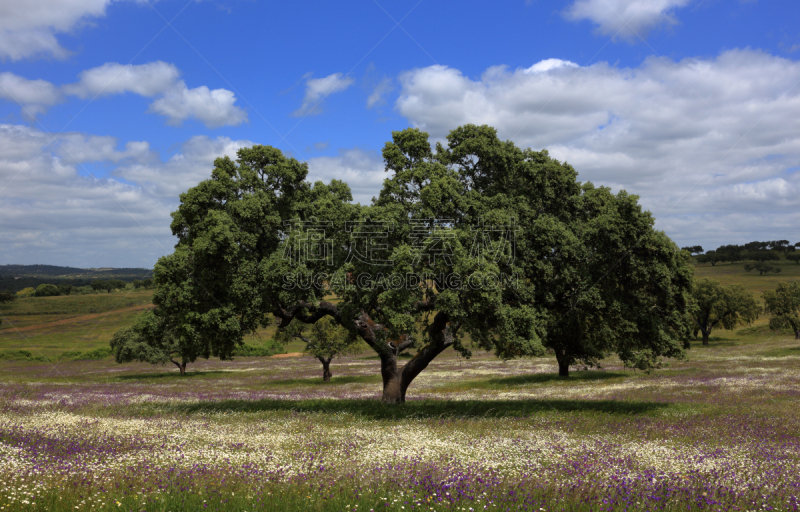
[[379, 314, 455, 403], [795, 329, 800, 341], [556, 351, 569, 377], [702, 330, 710, 345], [171, 359, 187, 376], [380, 354, 403, 403], [319, 357, 332, 381]]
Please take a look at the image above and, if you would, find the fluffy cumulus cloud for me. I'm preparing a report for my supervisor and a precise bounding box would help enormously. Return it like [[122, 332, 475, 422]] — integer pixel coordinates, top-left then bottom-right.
[[0, 123, 252, 267], [294, 72, 355, 116], [0, 0, 116, 60], [395, 50, 800, 248], [307, 148, 385, 205], [64, 62, 182, 99], [0, 72, 62, 118], [564, 0, 692, 39], [147, 83, 248, 128], [63, 62, 247, 128]]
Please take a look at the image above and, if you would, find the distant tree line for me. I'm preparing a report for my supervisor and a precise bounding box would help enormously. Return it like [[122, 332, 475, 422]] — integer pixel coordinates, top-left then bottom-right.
[[689, 240, 800, 274], [9, 278, 155, 298]]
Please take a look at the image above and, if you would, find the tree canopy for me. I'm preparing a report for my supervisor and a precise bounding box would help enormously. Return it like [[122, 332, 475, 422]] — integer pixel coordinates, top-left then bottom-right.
[[763, 282, 800, 340], [110, 309, 193, 375], [744, 262, 781, 275], [275, 316, 362, 381], [690, 278, 760, 345], [140, 124, 694, 401]]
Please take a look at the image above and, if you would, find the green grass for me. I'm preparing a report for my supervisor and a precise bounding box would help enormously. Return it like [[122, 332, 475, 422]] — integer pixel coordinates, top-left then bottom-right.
[[0, 288, 154, 317], [693, 257, 800, 302]]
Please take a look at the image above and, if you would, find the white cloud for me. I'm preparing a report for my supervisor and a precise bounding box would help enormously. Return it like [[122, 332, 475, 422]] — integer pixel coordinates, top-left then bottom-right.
[[395, 51, 800, 247], [523, 58, 579, 74], [0, 0, 117, 60], [64, 62, 181, 98], [294, 72, 355, 116], [64, 62, 248, 128], [0, 123, 252, 267], [116, 135, 252, 198], [148, 82, 248, 128], [367, 77, 393, 109], [564, 0, 692, 39], [0, 72, 62, 118], [307, 148, 385, 204]]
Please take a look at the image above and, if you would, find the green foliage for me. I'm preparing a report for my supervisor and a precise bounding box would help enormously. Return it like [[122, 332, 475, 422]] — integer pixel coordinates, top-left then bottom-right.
[[144, 126, 693, 400], [57, 347, 113, 361], [110, 310, 195, 373], [691, 278, 760, 345], [16, 287, 36, 298], [743, 251, 780, 262], [744, 262, 781, 275], [34, 283, 60, 297], [0, 350, 47, 361], [232, 338, 286, 357], [276, 317, 362, 359], [787, 254, 800, 264], [763, 282, 800, 339]]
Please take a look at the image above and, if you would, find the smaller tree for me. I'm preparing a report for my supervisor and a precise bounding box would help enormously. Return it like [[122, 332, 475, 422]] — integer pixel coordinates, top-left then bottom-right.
[[744, 250, 780, 263], [91, 280, 109, 293], [275, 317, 363, 381], [697, 250, 723, 266], [681, 245, 704, 255], [15, 287, 36, 298], [34, 284, 60, 297], [691, 278, 760, 346], [763, 282, 800, 340], [142, 278, 154, 289], [744, 262, 781, 275], [110, 310, 192, 375], [107, 279, 127, 292], [57, 284, 73, 296], [787, 253, 800, 264], [132, 279, 143, 289]]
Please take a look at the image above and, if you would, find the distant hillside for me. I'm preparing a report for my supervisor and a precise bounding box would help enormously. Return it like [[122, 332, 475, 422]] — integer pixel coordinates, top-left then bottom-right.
[[0, 264, 152, 279]]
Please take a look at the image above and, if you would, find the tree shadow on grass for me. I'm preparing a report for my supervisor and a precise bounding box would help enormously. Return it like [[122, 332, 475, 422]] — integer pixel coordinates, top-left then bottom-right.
[[264, 375, 382, 387], [693, 339, 738, 348], [165, 397, 670, 420]]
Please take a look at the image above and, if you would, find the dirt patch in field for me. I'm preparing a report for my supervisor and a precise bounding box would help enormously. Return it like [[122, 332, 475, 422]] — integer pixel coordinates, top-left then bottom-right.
[[270, 352, 303, 358], [0, 304, 153, 334]]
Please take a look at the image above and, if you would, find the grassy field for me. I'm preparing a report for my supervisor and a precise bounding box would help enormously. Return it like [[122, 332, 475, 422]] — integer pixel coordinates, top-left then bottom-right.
[[0, 264, 799, 511]]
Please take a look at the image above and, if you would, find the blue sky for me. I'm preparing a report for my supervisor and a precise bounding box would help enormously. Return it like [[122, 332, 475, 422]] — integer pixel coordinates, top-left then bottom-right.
[[1, 0, 799, 267]]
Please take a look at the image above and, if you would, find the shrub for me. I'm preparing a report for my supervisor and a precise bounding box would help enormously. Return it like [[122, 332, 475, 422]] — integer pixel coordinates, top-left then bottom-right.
[[232, 338, 286, 357], [16, 287, 36, 298]]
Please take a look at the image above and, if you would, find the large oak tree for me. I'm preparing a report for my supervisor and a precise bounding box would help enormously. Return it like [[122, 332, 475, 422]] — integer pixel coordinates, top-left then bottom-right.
[[139, 125, 693, 402]]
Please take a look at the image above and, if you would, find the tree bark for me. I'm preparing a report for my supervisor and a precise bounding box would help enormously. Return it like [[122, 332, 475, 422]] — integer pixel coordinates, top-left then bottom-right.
[[795, 329, 800, 341], [378, 312, 455, 403], [319, 357, 332, 381], [556, 351, 569, 377], [380, 354, 403, 403], [702, 330, 710, 345], [273, 300, 454, 404], [171, 359, 187, 376]]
